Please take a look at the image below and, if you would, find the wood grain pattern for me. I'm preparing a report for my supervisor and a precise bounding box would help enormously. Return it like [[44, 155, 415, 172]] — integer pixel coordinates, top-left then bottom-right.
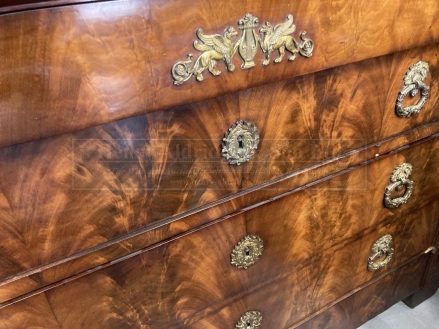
[[403, 250, 439, 308], [0, 124, 437, 306], [0, 293, 62, 328], [0, 0, 56, 7], [1, 0, 439, 148], [0, 0, 101, 14], [1, 40, 439, 287], [295, 255, 430, 329], [0, 0, 50, 6], [403, 225, 439, 308], [0, 134, 438, 308], [2, 0, 438, 325], [0, 201, 434, 328]]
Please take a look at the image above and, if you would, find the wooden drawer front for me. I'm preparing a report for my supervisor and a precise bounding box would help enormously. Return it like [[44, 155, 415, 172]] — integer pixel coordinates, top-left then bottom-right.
[[403, 247, 439, 308], [0, 202, 433, 328], [0, 138, 438, 326], [1, 45, 439, 285], [1, 0, 439, 148], [0, 0, 54, 11], [190, 231, 432, 329], [296, 255, 431, 329], [186, 137, 439, 291]]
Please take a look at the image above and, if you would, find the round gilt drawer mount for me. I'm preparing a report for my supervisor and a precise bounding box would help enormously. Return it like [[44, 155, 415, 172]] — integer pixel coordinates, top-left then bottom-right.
[[222, 120, 259, 165], [383, 163, 413, 208], [367, 234, 394, 272], [396, 61, 430, 117], [231, 235, 263, 269], [235, 311, 263, 329]]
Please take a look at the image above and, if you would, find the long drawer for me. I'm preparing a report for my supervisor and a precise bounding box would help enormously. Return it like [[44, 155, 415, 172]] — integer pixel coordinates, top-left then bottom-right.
[[187, 221, 434, 329], [295, 255, 432, 329], [0, 136, 438, 326], [0, 200, 435, 328], [1, 43, 439, 288], [1, 0, 439, 148]]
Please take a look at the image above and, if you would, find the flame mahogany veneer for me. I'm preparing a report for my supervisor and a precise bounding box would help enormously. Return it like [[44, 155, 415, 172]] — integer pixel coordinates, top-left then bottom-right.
[[0, 0, 438, 328], [1, 0, 439, 148]]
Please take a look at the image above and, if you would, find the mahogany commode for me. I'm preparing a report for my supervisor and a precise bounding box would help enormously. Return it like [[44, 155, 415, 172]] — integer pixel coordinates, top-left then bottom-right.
[[0, 0, 438, 328]]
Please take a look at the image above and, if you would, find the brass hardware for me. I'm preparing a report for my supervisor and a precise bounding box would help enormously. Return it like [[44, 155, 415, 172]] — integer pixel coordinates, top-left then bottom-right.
[[222, 121, 259, 165], [384, 163, 413, 208], [235, 311, 263, 329], [231, 235, 263, 269], [259, 14, 313, 66], [238, 14, 260, 69], [172, 14, 314, 85], [172, 27, 239, 85], [424, 246, 438, 254], [396, 61, 430, 117], [368, 234, 394, 272]]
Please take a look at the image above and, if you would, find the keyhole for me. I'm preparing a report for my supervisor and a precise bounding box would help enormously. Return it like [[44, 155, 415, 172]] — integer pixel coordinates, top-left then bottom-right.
[[237, 135, 244, 148], [244, 247, 251, 257], [246, 320, 252, 327]]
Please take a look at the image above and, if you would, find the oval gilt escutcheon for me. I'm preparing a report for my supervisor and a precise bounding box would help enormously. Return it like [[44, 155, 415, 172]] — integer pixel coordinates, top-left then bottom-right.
[[231, 235, 264, 269], [222, 120, 260, 165], [235, 311, 263, 329]]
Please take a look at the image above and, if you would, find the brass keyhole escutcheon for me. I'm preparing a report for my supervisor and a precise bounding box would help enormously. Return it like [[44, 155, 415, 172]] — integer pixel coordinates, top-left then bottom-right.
[[231, 235, 263, 269], [235, 311, 262, 329], [222, 120, 259, 165]]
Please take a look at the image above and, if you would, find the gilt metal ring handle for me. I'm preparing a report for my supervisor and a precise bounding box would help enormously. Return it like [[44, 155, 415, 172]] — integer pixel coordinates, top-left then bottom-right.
[[383, 163, 413, 208], [396, 61, 430, 117], [367, 234, 394, 271]]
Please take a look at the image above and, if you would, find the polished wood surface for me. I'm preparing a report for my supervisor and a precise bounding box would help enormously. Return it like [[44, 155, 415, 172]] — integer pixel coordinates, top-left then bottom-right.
[[0, 256, 428, 329], [0, 133, 438, 307], [403, 232, 439, 308], [0, 0, 56, 7], [0, 1, 110, 15], [403, 250, 439, 308], [1, 0, 439, 325], [0, 201, 434, 328], [1, 124, 438, 305], [1, 41, 439, 286], [1, 0, 439, 148], [296, 255, 430, 329]]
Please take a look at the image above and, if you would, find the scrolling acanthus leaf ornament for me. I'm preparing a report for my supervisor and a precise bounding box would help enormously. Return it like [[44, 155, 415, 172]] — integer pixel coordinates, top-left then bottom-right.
[[172, 14, 314, 85]]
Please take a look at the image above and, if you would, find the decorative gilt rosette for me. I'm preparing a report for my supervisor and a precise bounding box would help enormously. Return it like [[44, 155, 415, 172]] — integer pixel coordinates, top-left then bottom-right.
[[222, 120, 259, 165]]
